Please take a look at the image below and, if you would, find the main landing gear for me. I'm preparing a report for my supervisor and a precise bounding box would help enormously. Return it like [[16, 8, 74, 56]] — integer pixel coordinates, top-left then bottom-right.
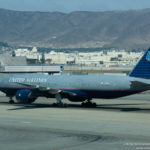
[[9, 97, 15, 104], [81, 99, 97, 108], [52, 93, 67, 107]]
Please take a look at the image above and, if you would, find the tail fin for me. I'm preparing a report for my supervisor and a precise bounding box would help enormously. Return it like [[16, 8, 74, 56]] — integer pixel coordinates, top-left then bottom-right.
[[129, 48, 150, 79]]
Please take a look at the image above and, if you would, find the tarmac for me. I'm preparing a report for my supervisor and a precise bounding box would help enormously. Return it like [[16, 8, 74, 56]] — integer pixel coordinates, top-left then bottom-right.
[[0, 94, 150, 150]]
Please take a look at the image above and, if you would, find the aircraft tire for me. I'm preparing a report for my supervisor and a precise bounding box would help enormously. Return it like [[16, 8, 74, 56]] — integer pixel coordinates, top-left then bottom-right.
[[81, 102, 96, 108], [92, 102, 96, 108], [52, 103, 68, 107], [9, 100, 15, 104]]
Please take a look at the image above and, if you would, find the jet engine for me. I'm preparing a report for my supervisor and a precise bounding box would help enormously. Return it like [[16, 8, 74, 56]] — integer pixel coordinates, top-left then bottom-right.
[[15, 89, 37, 104]]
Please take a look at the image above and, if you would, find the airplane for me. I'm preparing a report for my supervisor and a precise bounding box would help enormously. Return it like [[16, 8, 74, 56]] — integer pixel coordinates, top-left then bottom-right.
[[0, 48, 150, 107]]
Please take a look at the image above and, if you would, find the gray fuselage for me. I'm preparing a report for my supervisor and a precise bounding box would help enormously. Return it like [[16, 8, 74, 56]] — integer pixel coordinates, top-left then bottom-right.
[[0, 73, 149, 101]]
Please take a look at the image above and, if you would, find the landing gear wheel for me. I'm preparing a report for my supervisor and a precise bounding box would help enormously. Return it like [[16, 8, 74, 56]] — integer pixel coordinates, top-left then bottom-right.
[[53, 93, 68, 107], [52, 102, 68, 107], [81, 101, 96, 108], [9, 100, 15, 104], [81, 102, 85, 107], [92, 102, 96, 108]]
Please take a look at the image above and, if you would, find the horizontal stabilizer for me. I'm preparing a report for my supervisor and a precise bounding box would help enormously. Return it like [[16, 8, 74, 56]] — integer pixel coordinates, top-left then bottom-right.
[[130, 81, 150, 88]]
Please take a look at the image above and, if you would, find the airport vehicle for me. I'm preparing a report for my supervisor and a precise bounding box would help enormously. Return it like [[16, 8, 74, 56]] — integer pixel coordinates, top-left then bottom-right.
[[0, 48, 150, 107]]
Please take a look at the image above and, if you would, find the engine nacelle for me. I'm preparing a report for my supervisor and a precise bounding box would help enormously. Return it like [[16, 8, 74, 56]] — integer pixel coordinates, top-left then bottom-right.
[[15, 89, 36, 104]]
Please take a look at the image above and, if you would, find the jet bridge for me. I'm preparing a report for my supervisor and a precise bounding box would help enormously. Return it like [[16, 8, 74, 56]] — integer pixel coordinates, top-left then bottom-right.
[[0, 65, 63, 74]]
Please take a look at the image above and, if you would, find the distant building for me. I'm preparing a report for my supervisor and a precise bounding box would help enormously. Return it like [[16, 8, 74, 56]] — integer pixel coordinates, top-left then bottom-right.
[[13, 47, 143, 67], [0, 54, 62, 74], [0, 54, 27, 66], [14, 47, 42, 64]]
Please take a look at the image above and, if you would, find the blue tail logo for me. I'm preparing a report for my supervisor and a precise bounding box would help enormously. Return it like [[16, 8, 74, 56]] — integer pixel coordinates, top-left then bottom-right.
[[129, 48, 150, 79], [146, 51, 150, 61]]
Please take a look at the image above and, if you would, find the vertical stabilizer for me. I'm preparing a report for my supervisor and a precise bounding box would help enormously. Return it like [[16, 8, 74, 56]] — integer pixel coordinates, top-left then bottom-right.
[[129, 48, 150, 79]]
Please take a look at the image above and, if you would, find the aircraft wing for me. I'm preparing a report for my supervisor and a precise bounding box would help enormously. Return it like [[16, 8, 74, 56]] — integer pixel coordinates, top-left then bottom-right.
[[14, 82, 76, 96]]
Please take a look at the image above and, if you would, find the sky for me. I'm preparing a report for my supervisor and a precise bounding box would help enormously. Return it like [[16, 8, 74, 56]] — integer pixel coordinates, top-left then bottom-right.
[[0, 0, 150, 13]]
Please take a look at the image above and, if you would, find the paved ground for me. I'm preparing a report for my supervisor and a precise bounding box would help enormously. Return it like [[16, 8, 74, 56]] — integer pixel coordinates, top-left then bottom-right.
[[0, 94, 150, 150]]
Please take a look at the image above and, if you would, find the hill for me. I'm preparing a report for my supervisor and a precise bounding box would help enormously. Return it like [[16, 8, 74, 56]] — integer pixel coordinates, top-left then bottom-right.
[[0, 8, 150, 49]]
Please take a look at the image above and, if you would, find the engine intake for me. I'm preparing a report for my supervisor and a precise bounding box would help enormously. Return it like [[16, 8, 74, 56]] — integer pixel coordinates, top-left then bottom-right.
[[16, 89, 36, 104]]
